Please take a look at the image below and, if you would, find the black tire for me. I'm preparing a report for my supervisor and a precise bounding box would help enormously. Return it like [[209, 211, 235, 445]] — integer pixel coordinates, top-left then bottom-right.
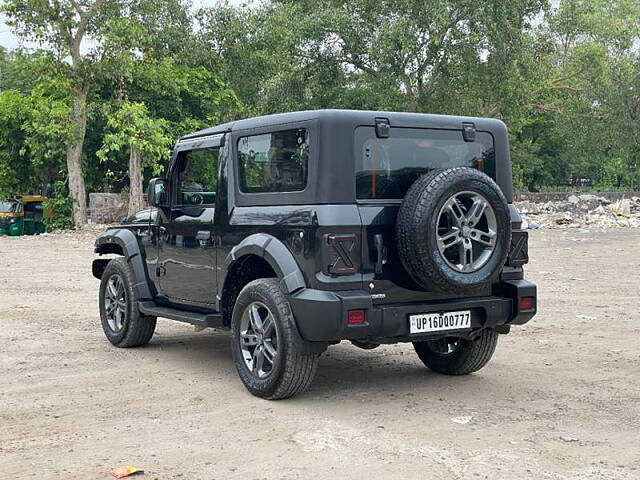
[[99, 257, 157, 348], [396, 167, 511, 293], [413, 330, 498, 375], [230, 278, 319, 400]]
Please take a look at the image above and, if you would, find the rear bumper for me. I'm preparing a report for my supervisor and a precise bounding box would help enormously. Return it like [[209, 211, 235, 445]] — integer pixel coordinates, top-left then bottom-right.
[[290, 280, 536, 342]]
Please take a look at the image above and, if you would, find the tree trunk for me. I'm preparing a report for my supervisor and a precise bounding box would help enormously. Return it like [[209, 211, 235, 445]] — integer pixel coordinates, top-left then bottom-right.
[[128, 143, 145, 216], [66, 85, 89, 227]]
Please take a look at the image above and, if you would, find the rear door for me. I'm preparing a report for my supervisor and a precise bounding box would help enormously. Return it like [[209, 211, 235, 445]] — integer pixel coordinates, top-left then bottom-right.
[[156, 135, 223, 307], [355, 125, 497, 304]]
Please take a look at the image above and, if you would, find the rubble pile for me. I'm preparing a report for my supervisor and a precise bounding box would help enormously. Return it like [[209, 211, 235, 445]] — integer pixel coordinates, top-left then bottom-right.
[[516, 194, 640, 229]]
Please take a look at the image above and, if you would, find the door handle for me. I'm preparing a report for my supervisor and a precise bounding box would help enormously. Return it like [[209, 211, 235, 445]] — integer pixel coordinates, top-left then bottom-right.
[[196, 230, 213, 247], [374, 234, 387, 274]]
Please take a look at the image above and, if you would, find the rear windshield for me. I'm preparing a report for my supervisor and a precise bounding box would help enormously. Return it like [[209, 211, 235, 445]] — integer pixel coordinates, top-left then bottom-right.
[[355, 127, 495, 200]]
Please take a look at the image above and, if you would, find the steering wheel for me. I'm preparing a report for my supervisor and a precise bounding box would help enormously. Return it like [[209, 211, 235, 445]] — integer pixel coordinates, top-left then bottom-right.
[[192, 193, 204, 205]]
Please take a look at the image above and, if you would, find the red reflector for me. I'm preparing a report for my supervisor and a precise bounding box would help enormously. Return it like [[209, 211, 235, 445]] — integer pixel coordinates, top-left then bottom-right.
[[347, 310, 366, 325], [519, 296, 535, 311]]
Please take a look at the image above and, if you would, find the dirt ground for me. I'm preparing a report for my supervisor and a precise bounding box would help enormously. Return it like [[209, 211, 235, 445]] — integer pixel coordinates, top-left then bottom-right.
[[1, 228, 639, 480]]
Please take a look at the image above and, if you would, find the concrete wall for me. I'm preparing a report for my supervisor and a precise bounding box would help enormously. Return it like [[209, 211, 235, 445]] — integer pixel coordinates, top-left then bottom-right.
[[87, 191, 636, 224], [88, 193, 130, 224]]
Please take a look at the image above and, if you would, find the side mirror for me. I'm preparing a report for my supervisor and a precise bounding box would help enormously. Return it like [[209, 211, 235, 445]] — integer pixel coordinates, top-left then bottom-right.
[[147, 178, 168, 207]]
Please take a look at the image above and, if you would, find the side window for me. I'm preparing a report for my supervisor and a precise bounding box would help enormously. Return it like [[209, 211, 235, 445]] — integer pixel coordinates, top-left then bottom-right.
[[176, 147, 219, 206], [237, 128, 309, 193]]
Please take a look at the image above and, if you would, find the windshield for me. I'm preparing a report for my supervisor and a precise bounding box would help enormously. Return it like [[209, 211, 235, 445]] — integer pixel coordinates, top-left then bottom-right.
[[0, 200, 20, 213], [355, 127, 495, 200]]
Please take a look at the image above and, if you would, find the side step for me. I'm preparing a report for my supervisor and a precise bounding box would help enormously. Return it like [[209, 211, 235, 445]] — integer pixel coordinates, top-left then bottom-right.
[[138, 301, 224, 328]]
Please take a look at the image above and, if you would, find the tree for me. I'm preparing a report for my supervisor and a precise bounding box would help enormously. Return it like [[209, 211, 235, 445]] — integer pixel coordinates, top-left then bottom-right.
[[1, 0, 118, 225], [2, 0, 640, 198], [0, 62, 72, 197], [97, 101, 170, 215]]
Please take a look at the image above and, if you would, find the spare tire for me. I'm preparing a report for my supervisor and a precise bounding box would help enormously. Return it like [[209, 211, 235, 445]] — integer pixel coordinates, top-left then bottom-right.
[[396, 167, 510, 293]]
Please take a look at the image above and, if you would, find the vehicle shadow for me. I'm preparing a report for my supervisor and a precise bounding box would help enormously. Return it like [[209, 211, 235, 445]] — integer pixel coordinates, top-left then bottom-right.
[[140, 329, 496, 401]]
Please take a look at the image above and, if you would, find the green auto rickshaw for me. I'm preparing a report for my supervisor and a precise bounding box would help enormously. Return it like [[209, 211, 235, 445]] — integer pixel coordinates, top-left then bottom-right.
[[0, 196, 48, 236]]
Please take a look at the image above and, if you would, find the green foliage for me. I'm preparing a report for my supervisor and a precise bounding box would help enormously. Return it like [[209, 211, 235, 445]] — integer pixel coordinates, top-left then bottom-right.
[[1, 0, 640, 196], [0, 69, 71, 196], [196, 0, 640, 191], [97, 101, 172, 176], [43, 182, 74, 230]]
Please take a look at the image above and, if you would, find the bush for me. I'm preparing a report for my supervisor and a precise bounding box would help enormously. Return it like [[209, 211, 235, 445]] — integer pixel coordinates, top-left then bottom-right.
[[43, 181, 73, 230]]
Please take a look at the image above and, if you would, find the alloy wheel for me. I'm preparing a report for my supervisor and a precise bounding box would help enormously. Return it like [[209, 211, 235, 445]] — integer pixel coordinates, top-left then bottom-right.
[[104, 274, 127, 332], [239, 301, 279, 379], [436, 191, 498, 273]]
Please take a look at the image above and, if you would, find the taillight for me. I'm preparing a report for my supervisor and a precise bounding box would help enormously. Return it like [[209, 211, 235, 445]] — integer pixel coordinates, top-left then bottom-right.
[[347, 309, 366, 325], [519, 296, 535, 311]]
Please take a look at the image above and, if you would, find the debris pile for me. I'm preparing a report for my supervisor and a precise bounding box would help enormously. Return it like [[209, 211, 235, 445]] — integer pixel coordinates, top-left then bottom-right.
[[516, 194, 640, 229]]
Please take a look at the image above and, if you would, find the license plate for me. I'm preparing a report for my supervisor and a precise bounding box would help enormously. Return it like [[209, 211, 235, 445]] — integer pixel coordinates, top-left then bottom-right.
[[409, 310, 471, 334]]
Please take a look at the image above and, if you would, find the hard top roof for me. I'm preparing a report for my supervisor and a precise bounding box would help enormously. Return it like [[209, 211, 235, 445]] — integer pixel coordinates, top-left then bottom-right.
[[179, 109, 506, 141]]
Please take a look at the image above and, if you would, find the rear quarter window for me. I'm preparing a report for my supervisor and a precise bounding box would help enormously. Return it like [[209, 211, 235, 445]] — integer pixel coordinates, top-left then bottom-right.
[[237, 128, 309, 193], [355, 127, 495, 200]]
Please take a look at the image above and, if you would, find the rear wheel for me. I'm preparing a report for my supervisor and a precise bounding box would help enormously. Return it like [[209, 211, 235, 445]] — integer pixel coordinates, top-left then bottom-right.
[[99, 258, 156, 348], [230, 278, 319, 400], [413, 329, 498, 375]]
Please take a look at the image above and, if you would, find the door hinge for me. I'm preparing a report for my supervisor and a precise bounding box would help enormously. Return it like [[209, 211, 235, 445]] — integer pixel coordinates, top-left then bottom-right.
[[156, 264, 166, 277], [462, 122, 476, 142]]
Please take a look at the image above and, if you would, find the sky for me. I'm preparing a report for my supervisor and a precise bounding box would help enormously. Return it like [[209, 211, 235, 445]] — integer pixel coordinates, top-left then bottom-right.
[[0, 0, 252, 51]]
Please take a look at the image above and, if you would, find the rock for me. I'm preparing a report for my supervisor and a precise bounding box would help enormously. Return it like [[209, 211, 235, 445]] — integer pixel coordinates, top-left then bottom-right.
[[610, 198, 631, 217], [450, 416, 473, 425], [578, 194, 609, 204], [555, 212, 574, 225], [515, 195, 639, 230]]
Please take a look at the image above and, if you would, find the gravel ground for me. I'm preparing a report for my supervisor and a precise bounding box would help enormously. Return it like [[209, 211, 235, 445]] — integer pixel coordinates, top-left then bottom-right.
[[1, 229, 639, 480]]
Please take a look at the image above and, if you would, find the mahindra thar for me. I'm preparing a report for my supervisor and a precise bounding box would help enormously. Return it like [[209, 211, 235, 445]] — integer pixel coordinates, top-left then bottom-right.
[[92, 110, 536, 399]]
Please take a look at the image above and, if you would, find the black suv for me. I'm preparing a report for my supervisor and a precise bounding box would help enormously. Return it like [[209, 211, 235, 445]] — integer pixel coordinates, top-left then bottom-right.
[[92, 110, 536, 399]]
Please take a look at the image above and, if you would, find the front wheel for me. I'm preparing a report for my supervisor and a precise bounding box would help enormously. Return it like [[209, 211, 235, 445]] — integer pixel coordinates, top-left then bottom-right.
[[413, 329, 498, 375], [231, 278, 319, 400], [99, 258, 156, 348]]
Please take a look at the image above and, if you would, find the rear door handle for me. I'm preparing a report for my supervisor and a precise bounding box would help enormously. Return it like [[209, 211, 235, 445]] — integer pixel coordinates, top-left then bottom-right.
[[196, 230, 213, 247], [374, 234, 387, 274]]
